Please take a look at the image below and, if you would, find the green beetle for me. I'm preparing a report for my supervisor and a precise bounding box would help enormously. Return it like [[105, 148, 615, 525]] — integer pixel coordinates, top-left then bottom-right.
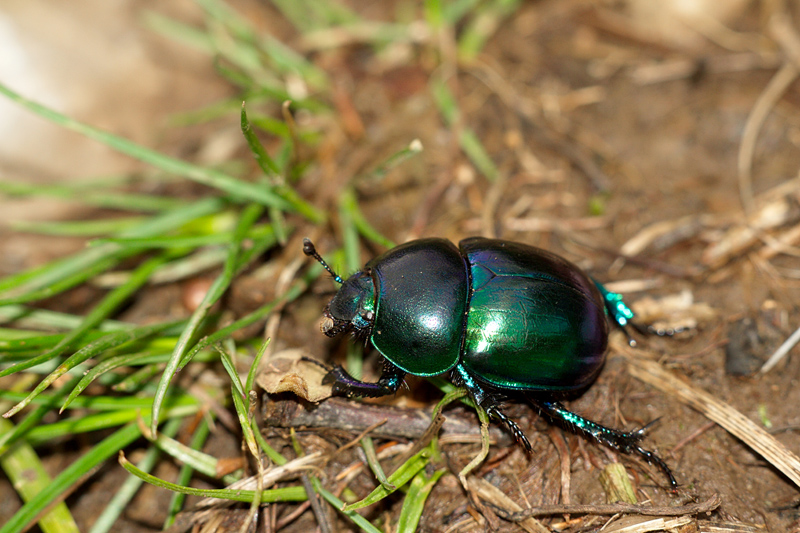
[[305, 237, 676, 488]]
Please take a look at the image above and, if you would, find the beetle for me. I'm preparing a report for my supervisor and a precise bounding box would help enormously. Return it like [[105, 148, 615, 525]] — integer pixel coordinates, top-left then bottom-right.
[[303, 236, 677, 488]]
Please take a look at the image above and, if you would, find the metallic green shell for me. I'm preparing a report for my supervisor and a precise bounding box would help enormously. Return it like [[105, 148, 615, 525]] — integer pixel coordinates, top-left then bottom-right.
[[368, 238, 468, 376], [459, 238, 608, 391]]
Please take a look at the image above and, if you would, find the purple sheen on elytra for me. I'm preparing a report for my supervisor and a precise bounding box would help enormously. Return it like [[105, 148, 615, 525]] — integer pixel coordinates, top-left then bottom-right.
[[459, 238, 608, 391]]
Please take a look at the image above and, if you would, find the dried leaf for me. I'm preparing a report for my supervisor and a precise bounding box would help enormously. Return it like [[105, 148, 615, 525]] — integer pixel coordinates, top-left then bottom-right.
[[256, 348, 332, 402]]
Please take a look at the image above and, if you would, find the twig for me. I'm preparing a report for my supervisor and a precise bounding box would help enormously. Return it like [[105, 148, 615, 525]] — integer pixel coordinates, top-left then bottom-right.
[[630, 52, 780, 85], [262, 396, 513, 445], [547, 426, 572, 506], [495, 493, 721, 521], [467, 477, 550, 533], [738, 12, 800, 214], [761, 323, 800, 373], [737, 63, 798, 214], [301, 473, 332, 533]]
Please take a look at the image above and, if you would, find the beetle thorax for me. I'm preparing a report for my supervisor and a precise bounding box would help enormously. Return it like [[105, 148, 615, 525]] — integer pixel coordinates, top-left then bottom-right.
[[322, 270, 375, 337]]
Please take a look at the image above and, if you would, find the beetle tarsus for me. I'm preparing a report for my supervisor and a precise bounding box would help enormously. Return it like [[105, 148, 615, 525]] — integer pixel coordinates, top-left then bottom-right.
[[633, 444, 678, 490], [485, 405, 532, 452], [631, 322, 687, 338], [301, 356, 332, 372]]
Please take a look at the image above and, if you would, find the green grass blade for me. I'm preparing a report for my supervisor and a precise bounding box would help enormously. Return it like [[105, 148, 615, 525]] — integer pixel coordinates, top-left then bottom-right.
[[337, 188, 365, 379], [457, 0, 521, 63], [112, 363, 164, 392], [64, 353, 158, 403], [0, 180, 186, 212], [361, 436, 395, 490], [218, 345, 246, 400], [2, 253, 175, 416], [0, 423, 143, 533], [0, 248, 128, 305], [241, 103, 289, 243], [0, 197, 224, 301], [12, 217, 145, 237], [340, 187, 394, 249], [342, 448, 431, 511], [458, 129, 499, 181], [245, 338, 269, 395], [24, 403, 199, 445], [252, 417, 287, 466], [0, 417, 80, 533], [360, 139, 423, 184], [150, 203, 263, 435], [95, 222, 275, 249], [142, 11, 217, 54], [0, 329, 110, 354], [116, 197, 225, 238], [163, 417, 211, 528], [310, 477, 383, 533], [148, 247, 228, 284], [0, 82, 319, 217], [338, 188, 362, 273], [0, 375, 82, 454], [241, 103, 281, 177], [270, 0, 359, 33], [177, 274, 308, 370], [194, 0, 256, 41], [218, 344, 261, 466], [260, 33, 330, 90], [149, 422, 239, 484], [396, 469, 446, 532], [87, 417, 183, 533], [119, 453, 307, 502], [0, 306, 129, 332], [60, 320, 186, 410], [0, 390, 199, 412], [424, 0, 443, 28], [431, 79, 498, 181], [442, 0, 482, 24]]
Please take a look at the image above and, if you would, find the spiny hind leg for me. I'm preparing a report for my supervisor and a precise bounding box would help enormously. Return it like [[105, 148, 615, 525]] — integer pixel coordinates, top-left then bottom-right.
[[532, 398, 677, 488]]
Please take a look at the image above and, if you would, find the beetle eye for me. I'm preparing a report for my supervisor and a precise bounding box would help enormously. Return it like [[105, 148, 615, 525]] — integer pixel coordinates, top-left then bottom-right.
[[320, 316, 334, 333]]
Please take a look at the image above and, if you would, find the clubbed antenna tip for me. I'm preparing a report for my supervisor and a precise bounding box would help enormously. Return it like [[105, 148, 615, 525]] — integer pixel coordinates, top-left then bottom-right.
[[303, 238, 343, 284], [302, 238, 317, 257]]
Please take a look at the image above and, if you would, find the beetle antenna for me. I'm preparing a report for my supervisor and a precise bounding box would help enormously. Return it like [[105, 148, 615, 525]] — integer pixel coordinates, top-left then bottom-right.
[[303, 238, 343, 284]]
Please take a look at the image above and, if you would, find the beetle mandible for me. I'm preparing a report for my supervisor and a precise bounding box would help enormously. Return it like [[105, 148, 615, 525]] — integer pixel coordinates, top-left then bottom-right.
[[303, 236, 677, 488]]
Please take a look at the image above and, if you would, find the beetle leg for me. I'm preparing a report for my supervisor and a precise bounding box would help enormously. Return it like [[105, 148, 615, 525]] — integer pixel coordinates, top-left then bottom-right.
[[593, 280, 634, 328], [452, 365, 533, 451], [533, 399, 678, 489], [323, 360, 406, 398], [484, 404, 532, 452], [594, 279, 687, 342]]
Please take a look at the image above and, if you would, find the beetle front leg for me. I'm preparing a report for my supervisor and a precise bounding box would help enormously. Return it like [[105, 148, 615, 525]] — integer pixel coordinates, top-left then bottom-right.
[[323, 359, 406, 398]]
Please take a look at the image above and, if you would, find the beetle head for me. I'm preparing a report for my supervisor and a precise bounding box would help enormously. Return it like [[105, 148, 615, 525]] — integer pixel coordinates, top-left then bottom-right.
[[303, 238, 376, 338], [322, 271, 375, 337]]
